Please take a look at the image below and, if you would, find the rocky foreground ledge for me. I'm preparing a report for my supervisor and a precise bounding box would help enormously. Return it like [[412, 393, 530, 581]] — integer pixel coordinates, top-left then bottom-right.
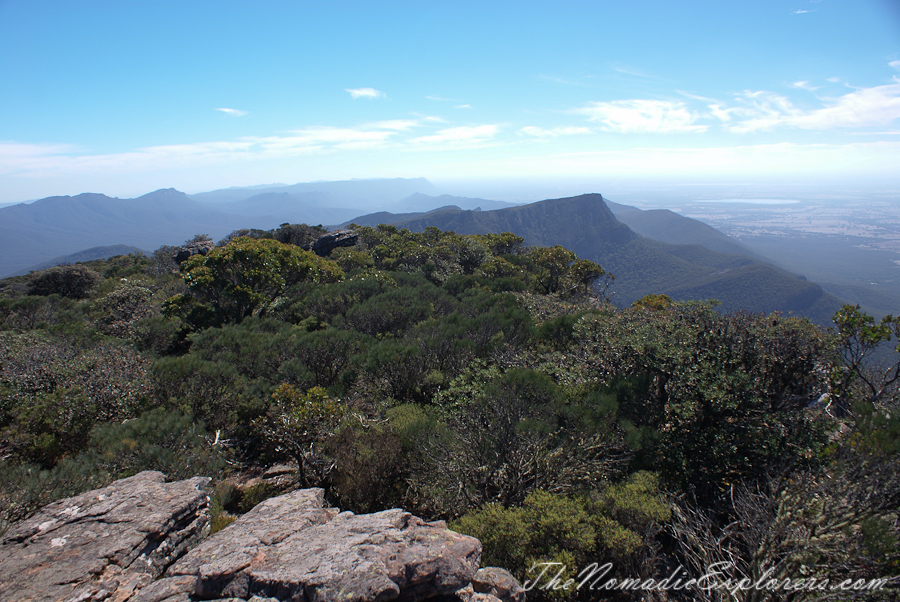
[[0, 471, 525, 602]]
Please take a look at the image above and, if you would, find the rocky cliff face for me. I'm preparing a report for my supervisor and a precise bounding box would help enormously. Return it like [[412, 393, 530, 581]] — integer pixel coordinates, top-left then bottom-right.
[[0, 471, 524, 602]]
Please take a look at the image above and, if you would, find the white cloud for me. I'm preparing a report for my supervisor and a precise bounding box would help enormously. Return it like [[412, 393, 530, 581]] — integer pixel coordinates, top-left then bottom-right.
[[408, 125, 500, 148], [0, 120, 423, 178], [574, 100, 708, 133], [481, 141, 900, 180], [792, 9, 810, 14], [346, 87, 385, 99], [677, 90, 717, 102], [215, 108, 248, 117], [0, 141, 81, 175], [827, 76, 842, 82], [519, 126, 591, 137], [891, 61, 900, 71], [792, 80, 821, 91], [258, 128, 391, 152], [259, 120, 421, 152], [0, 119, 501, 183], [722, 80, 900, 132], [454, 104, 473, 109], [368, 119, 420, 131]]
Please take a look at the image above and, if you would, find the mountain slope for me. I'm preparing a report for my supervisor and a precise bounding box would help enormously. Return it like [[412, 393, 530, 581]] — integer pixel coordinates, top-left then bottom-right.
[[219, 191, 362, 226], [393, 193, 520, 213], [819, 282, 900, 320], [605, 200, 762, 258], [357, 193, 844, 325], [0, 189, 275, 277], [16, 245, 148, 275]]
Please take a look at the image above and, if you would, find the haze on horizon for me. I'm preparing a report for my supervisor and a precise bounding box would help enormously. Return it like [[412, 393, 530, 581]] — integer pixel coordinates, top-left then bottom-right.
[[1, 0, 899, 205]]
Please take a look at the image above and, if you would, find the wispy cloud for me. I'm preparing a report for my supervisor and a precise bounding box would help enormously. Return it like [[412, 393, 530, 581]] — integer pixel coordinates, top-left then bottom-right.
[[891, 61, 900, 71], [503, 141, 900, 179], [610, 65, 666, 81], [368, 120, 420, 131], [254, 120, 420, 153], [827, 76, 842, 82], [720, 80, 900, 132], [1, 119, 505, 179], [620, 71, 900, 135], [346, 87, 385, 99], [0, 141, 82, 175], [410, 113, 447, 123], [0, 120, 423, 177], [519, 126, 591, 137], [574, 100, 707, 133], [792, 9, 810, 14], [677, 90, 717, 102], [215, 108, 248, 117], [792, 80, 821, 91], [539, 74, 584, 86], [408, 125, 500, 149], [454, 104, 473, 109]]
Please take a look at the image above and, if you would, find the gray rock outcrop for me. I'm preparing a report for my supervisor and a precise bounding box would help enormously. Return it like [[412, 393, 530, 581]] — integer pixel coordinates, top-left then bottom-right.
[[0, 471, 210, 602], [174, 238, 216, 264], [150, 487, 481, 601], [303, 230, 359, 257], [0, 472, 521, 602], [471, 568, 526, 602]]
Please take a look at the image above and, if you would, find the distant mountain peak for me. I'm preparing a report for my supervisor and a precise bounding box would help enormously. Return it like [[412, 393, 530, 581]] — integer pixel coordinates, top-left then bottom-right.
[[140, 188, 189, 199]]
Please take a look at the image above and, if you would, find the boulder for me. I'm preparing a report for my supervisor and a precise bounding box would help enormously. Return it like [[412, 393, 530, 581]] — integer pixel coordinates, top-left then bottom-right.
[[161, 488, 482, 601], [0, 471, 210, 602], [471, 568, 526, 602], [303, 230, 359, 257], [1, 472, 522, 602], [174, 238, 215, 264]]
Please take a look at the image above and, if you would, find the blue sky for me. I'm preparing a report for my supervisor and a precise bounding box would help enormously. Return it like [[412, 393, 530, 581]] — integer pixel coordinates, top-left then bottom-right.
[[1, 0, 899, 202]]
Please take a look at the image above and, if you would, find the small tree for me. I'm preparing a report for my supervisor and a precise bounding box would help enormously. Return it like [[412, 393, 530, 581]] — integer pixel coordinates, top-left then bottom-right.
[[176, 237, 344, 324], [254, 385, 344, 487], [832, 304, 900, 409], [530, 246, 577, 294], [567, 258, 611, 297]]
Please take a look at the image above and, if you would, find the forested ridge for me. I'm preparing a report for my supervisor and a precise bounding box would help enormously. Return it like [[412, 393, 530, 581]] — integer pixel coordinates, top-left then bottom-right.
[[1, 222, 899, 601]]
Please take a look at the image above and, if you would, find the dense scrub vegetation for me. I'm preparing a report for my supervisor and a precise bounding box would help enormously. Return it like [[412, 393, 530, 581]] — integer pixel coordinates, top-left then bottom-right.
[[1, 223, 898, 601]]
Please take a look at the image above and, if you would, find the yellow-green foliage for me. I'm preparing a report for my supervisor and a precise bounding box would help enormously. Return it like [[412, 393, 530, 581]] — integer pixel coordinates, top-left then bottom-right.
[[630, 293, 672, 311], [452, 472, 669, 589], [269, 384, 344, 435], [178, 237, 344, 323]]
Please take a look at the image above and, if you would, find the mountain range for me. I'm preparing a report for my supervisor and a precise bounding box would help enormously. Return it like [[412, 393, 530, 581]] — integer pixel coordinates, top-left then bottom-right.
[[0, 179, 451, 277], [2, 178, 895, 325], [346, 194, 845, 325]]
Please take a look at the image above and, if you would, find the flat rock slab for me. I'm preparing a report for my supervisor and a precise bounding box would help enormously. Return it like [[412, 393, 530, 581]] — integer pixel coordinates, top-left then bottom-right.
[[0, 471, 209, 602], [163, 488, 482, 601]]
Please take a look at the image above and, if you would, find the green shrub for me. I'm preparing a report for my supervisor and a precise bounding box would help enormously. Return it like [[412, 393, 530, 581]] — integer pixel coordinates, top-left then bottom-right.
[[327, 419, 405, 513], [452, 473, 669, 597], [178, 237, 344, 325], [86, 407, 225, 481], [95, 281, 154, 338], [0, 459, 107, 536], [1, 332, 152, 466], [235, 482, 279, 513], [27, 265, 100, 299]]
